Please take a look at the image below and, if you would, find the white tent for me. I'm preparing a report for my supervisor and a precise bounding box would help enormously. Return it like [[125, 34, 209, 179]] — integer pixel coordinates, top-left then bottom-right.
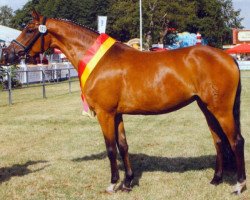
[[0, 25, 21, 45]]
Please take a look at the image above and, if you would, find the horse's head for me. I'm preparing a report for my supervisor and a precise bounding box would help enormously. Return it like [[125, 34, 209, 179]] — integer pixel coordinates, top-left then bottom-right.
[[0, 10, 52, 65]]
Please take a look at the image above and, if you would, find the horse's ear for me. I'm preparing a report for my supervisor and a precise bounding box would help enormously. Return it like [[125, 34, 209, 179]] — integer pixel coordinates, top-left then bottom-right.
[[31, 9, 40, 21]]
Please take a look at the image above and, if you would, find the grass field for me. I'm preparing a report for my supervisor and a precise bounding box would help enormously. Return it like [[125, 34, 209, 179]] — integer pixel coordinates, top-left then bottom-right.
[[0, 72, 250, 199]]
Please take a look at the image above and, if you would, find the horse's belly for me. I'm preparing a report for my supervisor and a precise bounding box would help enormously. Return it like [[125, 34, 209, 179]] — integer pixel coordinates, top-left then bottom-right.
[[117, 88, 193, 114]]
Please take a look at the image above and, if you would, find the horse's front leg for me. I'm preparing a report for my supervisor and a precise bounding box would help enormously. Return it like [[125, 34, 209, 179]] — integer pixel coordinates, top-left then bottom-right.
[[97, 111, 119, 193], [115, 114, 134, 191]]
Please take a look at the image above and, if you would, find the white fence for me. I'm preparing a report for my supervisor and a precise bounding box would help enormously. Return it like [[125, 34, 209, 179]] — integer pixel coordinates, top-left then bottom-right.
[[238, 61, 250, 70], [17, 62, 78, 84], [1, 63, 78, 105]]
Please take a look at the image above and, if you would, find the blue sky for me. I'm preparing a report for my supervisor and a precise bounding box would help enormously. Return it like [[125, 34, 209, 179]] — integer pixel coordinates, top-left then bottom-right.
[[233, 0, 250, 29], [0, 0, 249, 29]]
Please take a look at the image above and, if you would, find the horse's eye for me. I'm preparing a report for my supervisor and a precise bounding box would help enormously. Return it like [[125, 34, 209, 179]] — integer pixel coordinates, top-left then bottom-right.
[[26, 29, 34, 34], [21, 23, 26, 28]]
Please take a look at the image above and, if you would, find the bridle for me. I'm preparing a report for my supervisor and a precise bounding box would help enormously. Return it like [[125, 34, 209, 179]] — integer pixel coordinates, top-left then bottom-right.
[[12, 16, 48, 55]]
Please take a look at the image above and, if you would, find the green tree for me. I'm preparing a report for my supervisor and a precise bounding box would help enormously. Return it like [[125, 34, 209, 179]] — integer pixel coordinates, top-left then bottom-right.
[[9, 0, 243, 48], [10, 0, 40, 29], [107, 0, 139, 41], [10, 0, 110, 30], [107, 0, 197, 44], [107, 0, 242, 47], [219, 0, 243, 45], [193, 0, 243, 47], [0, 5, 13, 26], [143, 0, 197, 44]]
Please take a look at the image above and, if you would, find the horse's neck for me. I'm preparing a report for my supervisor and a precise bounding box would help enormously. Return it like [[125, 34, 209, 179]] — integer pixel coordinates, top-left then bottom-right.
[[47, 19, 99, 69]]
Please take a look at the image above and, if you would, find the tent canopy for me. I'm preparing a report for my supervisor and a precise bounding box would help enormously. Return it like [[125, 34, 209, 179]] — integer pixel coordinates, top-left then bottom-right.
[[226, 43, 250, 54], [0, 25, 21, 44]]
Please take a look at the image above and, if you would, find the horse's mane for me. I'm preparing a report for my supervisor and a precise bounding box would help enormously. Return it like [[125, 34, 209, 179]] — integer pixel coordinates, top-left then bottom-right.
[[52, 17, 100, 35]]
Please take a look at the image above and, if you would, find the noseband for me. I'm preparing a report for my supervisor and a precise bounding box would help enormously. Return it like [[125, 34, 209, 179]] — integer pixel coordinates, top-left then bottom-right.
[[12, 17, 47, 54]]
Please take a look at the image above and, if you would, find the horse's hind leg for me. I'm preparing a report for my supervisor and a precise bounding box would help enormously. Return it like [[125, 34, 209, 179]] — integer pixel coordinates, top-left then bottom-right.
[[115, 114, 134, 191], [197, 100, 225, 185], [200, 97, 246, 193], [96, 111, 119, 193], [214, 112, 246, 193]]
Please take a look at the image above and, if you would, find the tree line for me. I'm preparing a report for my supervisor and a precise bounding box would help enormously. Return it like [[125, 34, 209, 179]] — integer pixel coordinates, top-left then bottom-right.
[[0, 0, 243, 48]]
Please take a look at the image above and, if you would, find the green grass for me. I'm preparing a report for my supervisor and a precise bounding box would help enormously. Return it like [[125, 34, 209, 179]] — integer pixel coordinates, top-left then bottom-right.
[[0, 72, 250, 199], [0, 80, 80, 106]]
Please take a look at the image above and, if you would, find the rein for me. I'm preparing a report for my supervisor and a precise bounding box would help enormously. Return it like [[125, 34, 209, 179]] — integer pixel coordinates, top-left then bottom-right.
[[12, 17, 48, 54]]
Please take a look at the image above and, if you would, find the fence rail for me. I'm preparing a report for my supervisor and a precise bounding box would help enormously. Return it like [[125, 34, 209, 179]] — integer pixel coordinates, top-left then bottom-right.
[[0, 66, 78, 105]]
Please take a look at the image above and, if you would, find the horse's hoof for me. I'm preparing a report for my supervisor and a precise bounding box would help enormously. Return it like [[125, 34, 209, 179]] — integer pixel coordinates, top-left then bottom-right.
[[105, 183, 117, 194], [210, 176, 223, 185], [121, 184, 132, 192], [233, 181, 247, 195]]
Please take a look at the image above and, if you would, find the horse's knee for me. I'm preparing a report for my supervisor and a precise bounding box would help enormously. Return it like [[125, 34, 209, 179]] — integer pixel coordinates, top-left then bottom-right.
[[236, 135, 244, 149], [107, 146, 117, 160], [215, 139, 223, 150], [228, 134, 244, 153], [118, 141, 128, 156]]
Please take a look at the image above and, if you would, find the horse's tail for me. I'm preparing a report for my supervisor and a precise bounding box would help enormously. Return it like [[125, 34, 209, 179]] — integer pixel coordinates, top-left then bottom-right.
[[222, 59, 241, 170], [233, 59, 241, 134]]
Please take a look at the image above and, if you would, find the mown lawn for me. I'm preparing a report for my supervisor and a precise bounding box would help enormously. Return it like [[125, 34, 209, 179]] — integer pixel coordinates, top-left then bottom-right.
[[0, 72, 249, 199]]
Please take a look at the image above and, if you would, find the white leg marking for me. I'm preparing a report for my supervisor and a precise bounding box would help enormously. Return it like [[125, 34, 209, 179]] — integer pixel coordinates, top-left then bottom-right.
[[234, 180, 247, 195], [106, 183, 117, 194]]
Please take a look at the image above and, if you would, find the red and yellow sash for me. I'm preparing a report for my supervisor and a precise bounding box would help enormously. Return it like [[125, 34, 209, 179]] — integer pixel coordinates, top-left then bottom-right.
[[78, 34, 116, 95]]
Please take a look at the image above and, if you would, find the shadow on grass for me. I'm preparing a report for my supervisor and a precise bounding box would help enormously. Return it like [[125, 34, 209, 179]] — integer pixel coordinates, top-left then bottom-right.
[[0, 160, 49, 184], [72, 152, 236, 186]]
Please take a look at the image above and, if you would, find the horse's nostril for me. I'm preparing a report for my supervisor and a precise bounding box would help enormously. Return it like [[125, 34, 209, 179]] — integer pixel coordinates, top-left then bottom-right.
[[4, 52, 8, 60]]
